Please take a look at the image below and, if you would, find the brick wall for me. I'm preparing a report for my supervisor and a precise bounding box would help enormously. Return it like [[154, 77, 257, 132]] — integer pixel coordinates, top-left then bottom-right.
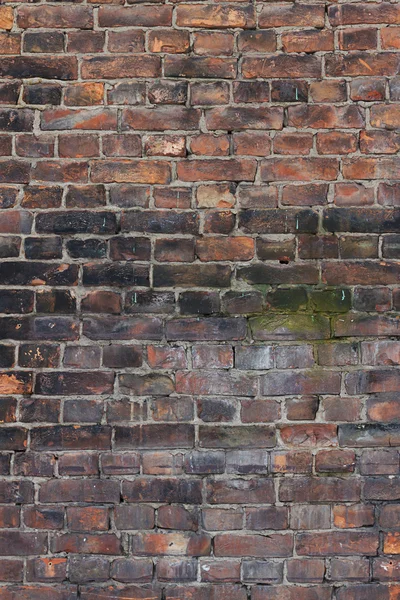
[[0, 0, 399, 598]]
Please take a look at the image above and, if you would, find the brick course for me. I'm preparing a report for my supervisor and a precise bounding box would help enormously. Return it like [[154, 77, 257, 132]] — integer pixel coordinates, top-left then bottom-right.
[[0, 0, 399, 597]]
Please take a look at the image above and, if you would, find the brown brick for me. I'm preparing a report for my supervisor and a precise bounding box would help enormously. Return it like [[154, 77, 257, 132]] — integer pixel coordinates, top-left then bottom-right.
[[214, 533, 293, 558], [176, 5, 255, 29], [296, 532, 379, 556]]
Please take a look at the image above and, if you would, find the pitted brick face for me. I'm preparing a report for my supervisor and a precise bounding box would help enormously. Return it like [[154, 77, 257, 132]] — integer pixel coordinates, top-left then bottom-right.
[[0, 0, 399, 597]]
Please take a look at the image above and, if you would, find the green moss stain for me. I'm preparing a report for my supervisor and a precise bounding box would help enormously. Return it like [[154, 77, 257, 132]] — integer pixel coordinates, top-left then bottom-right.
[[310, 288, 351, 313], [266, 287, 308, 312], [244, 286, 352, 340], [249, 313, 331, 340]]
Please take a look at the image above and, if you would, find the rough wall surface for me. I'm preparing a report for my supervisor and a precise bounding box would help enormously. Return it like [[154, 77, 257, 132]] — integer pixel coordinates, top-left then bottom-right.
[[0, 0, 399, 598]]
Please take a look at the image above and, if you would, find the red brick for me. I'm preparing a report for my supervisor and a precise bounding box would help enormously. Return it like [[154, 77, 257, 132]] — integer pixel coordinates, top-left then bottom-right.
[[202, 509, 242, 531], [333, 505, 374, 529], [98, 6, 172, 27], [144, 135, 185, 158], [177, 159, 256, 182], [65, 507, 108, 532], [107, 30, 144, 54], [192, 345, 233, 369], [165, 56, 237, 79], [52, 533, 121, 555], [238, 31, 276, 53], [282, 30, 333, 53], [310, 80, 347, 103], [175, 5, 255, 29], [259, 4, 324, 28], [191, 81, 229, 105], [326, 53, 399, 77], [274, 133, 312, 156], [280, 425, 338, 448], [82, 56, 161, 79], [26, 558, 67, 582], [350, 78, 386, 101], [234, 132, 271, 156], [130, 532, 211, 556], [206, 107, 283, 131], [339, 28, 378, 51], [196, 237, 254, 261], [260, 158, 339, 182], [329, 4, 400, 26], [193, 32, 234, 57], [0, 7, 13, 30], [331, 559, 370, 584], [191, 134, 229, 157], [64, 83, 104, 107], [18, 6, 93, 29], [381, 27, 400, 50], [90, 160, 171, 184], [317, 132, 357, 155], [39, 480, 119, 503], [280, 477, 360, 503], [0, 560, 23, 582], [110, 558, 153, 583], [148, 30, 189, 54], [200, 560, 240, 583], [165, 585, 246, 600], [296, 532, 379, 556], [252, 587, 332, 600], [242, 56, 321, 79]]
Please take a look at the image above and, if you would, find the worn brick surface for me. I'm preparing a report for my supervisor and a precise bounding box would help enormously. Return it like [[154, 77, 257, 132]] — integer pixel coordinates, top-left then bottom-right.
[[0, 0, 398, 597]]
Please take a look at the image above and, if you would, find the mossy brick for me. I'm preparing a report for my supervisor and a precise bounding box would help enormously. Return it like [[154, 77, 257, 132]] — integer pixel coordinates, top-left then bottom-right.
[[310, 288, 352, 313], [266, 287, 308, 312], [249, 314, 330, 341]]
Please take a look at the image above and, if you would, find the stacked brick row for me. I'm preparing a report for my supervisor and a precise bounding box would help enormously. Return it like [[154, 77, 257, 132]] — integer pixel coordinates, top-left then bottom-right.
[[0, 0, 399, 598]]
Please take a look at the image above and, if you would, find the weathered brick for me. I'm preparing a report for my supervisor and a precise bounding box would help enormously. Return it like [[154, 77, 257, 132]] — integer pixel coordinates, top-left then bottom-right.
[[130, 532, 210, 556], [165, 56, 236, 79], [176, 5, 255, 29], [326, 52, 399, 77], [290, 506, 330, 531], [52, 533, 120, 555], [242, 56, 321, 79], [165, 585, 246, 600], [283, 30, 333, 53], [193, 32, 234, 57], [35, 372, 114, 395], [200, 559, 241, 582], [167, 318, 246, 341], [0, 532, 47, 556], [333, 504, 374, 528], [245, 507, 288, 531], [214, 533, 293, 558], [287, 559, 325, 584], [242, 560, 283, 584], [0, 1, 396, 595], [176, 371, 256, 396], [111, 558, 153, 583], [115, 424, 193, 448], [339, 424, 400, 448], [200, 426, 275, 449], [280, 478, 360, 503], [261, 371, 340, 396], [296, 532, 379, 556], [18, 6, 93, 29], [331, 559, 370, 584]]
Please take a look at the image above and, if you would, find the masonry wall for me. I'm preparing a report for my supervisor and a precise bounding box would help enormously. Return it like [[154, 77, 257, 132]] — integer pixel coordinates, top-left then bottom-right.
[[0, 0, 399, 598]]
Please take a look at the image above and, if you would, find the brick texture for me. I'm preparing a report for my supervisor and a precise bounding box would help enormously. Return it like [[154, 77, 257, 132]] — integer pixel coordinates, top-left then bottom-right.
[[0, 0, 399, 597]]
